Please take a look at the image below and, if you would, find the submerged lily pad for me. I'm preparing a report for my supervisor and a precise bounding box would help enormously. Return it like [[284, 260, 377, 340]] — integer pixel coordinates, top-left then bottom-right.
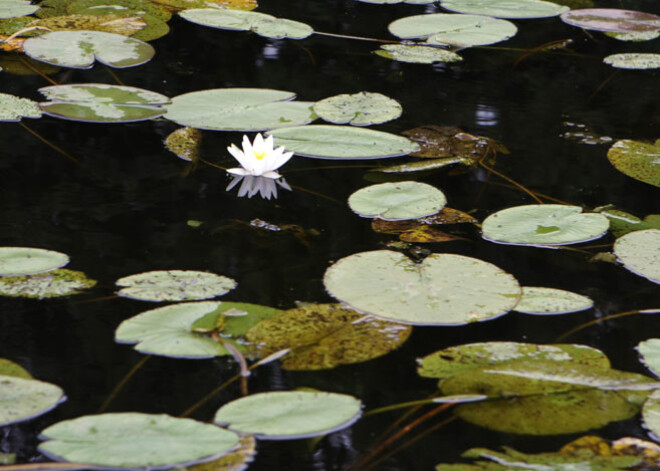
[[165, 127, 202, 161], [614, 229, 660, 284], [0, 359, 32, 379], [514, 287, 594, 315], [481, 204, 609, 246], [348, 182, 447, 221], [165, 88, 315, 132], [605, 53, 660, 69], [245, 303, 412, 370], [39, 84, 170, 123], [0, 92, 41, 121], [23, 30, 154, 68], [313, 92, 402, 126], [375, 44, 462, 64], [440, 0, 568, 18], [38, 413, 239, 468], [268, 125, 419, 159], [0, 0, 37, 18], [115, 270, 237, 302], [0, 269, 97, 298], [214, 391, 362, 439], [388, 13, 517, 47], [324, 250, 520, 325], [0, 375, 65, 426], [608, 139, 660, 187], [560, 8, 660, 32], [0, 247, 69, 276], [34, 14, 146, 36]]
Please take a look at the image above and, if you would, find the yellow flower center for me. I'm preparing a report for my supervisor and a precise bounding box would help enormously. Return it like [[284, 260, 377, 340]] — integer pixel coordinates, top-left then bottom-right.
[[254, 150, 267, 160]]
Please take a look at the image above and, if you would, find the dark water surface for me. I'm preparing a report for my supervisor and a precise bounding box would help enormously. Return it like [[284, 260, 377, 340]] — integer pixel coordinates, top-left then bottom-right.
[[3, 0, 660, 469]]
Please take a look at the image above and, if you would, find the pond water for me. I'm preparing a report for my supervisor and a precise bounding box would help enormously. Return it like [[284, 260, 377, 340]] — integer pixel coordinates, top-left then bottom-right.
[[3, 0, 660, 469]]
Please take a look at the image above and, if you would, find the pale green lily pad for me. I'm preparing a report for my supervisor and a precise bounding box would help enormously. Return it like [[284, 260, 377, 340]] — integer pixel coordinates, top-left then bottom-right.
[[614, 229, 660, 284], [165, 88, 315, 132], [0, 93, 42, 122], [0, 247, 69, 276], [115, 270, 237, 302], [514, 287, 594, 315], [268, 125, 419, 159], [214, 391, 362, 439], [250, 18, 313, 39], [440, 0, 568, 19], [481, 204, 610, 246], [244, 303, 412, 370], [604, 53, 660, 69], [606, 30, 660, 41], [608, 139, 660, 187], [39, 84, 169, 123], [638, 339, 660, 377], [313, 92, 402, 126], [642, 390, 660, 441], [0, 0, 37, 19], [0, 454, 15, 465], [23, 30, 155, 68], [560, 8, 660, 32], [418, 342, 610, 380], [388, 13, 517, 47], [357, 0, 433, 4], [0, 375, 66, 426], [375, 44, 462, 64], [348, 182, 447, 221], [0, 359, 32, 379], [38, 413, 239, 468], [0, 269, 97, 298], [324, 250, 520, 325]]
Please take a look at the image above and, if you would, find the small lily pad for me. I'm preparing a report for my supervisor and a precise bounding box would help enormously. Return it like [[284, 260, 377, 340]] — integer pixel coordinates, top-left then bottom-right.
[[608, 139, 660, 187], [268, 125, 419, 159], [375, 44, 462, 64], [514, 287, 594, 315], [0, 247, 69, 276], [481, 204, 610, 246], [560, 8, 660, 32], [313, 92, 402, 126], [440, 0, 568, 19], [0, 359, 32, 379], [348, 182, 447, 221], [0, 375, 66, 426], [38, 413, 239, 468], [604, 53, 660, 69], [0, 92, 41, 121], [0, 269, 97, 298], [23, 30, 155, 68], [614, 229, 660, 284], [324, 250, 520, 325], [165, 127, 202, 161], [115, 270, 237, 302], [0, 0, 37, 19], [214, 391, 362, 439]]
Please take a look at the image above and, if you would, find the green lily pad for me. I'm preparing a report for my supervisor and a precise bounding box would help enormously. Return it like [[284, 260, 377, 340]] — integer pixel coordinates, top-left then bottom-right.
[[614, 229, 660, 284], [560, 8, 660, 32], [165, 127, 202, 161], [0, 375, 66, 426], [597, 207, 660, 237], [388, 13, 517, 47], [481, 204, 610, 246], [214, 391, 362, 439], [189, 301, 282, 339], [0, 359, 32, 379], [0, 93, 42, 121], [181, 435, 256, 471], [0, 454, 15, 465], [604, 53, 660, 69], [39, 83, 170, 123], [375, 44, 462, 64], [348, 182, 447, 221], [357, 0, 433, 4], [608, 139, 660, 187], [418, 342, 610, 381], [67, 0, 172, 21], [32, 14, 146, 36], [0, 0, 37, 18], [642, 390, 660, 441], [165, 88, 315, 132], [244, 303, 412, 370], [0, 269, 97, 298], [324, 250, 521, 325], [606, 30, 660, 41], [115, 270, 237, 302], [250, 18, 313, 39], [0, 247, 69, 276], [440, 0, 568, 18], [38, 413, 239, 468], [638, 339, 660, 377], [268, 125, 419, 159], [23, 30, 155, 68], [514, 287, 594, 315], [313, 92, 402, 126]]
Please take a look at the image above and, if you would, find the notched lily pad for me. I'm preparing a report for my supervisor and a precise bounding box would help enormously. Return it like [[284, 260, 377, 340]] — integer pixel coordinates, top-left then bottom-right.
[[165, 127, 202, 161], [614, 229, 660, 284], [605, 53, 660, 69], [313, 92, 402, 126], [0, 247, 69, 276], [514, 287, 594, 315], [0, 375, 66, 426], [0, 269, 97, 298], [348, 181, 447, 221], [375, 44, 462, 64], [0, 92, 41, 121], [561, 8, 660, 32], [115, 270, 237, 302]]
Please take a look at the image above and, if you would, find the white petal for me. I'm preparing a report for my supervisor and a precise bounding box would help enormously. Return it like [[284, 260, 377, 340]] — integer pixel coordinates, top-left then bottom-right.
[[264, 134, 275, 151], [227, 167, 250, 176], [272, 150, 294, 170], [241, 135, 253, 157]]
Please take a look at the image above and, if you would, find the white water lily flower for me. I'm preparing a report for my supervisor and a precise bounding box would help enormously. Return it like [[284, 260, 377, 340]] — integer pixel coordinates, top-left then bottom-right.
[[227, 133, 293, 179]]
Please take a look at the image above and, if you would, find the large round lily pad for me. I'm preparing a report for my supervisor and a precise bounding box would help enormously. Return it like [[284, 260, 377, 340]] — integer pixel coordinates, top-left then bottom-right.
[[323, 250, 521, 325], [23, 30, 155, 69], [1, 375, 66, 426], [375, 44, 462, 64], [605, 53, 660, 70], [348, 182, 447, 221], [313, 92, 402, 126], [440, 0, 568, 19], [514, 287, 594, 315], [38, 413, 239, 468], [115, 270, 237, 302], [268, 125, 419, 159], [0, 92, 41, 122], [481, 204, 610, 246], [0, 0, 38, 19], [608, 139, 660, 187], [0, 247, 69, 276], [614, 229, 660, 284], [214, 391, 362, 439], [560, 8, 660, 32], [165, 88, 315, 132], [0, 269, 96, 298]]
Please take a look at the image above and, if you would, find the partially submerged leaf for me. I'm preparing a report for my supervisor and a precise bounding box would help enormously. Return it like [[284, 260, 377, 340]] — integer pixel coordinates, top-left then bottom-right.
[[0, 92, 41, 121], [608, 139, 660, 187], [0, 375, 66, 426], [514, 287, 594, 315], [560, 8, 660, 32], [374, 156, 471, 174], [0, 269, 97, 298], [375, 44, 462, 64], [313, 92, 402, 126], [399, 226, 467, 243], [34, 14, 146, 36], [348, 182, 447, 221], [402, 125, 508, 161], [605, 53, 660, 70], [0, 247, 69, 276], [614, 229, 660, 284], [0, 359, 32, 379], [115, 270, 237, 302], [165, 127, 202, 162]]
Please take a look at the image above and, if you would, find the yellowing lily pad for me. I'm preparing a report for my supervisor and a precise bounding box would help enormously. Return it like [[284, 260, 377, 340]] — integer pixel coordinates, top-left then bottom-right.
[[0, 269, 97, 298], [605, 53, 660, 69], [151, 0, 256, 9], [614, 229, 660, 284], [608, 139, 660, 187], [34, 14, 146, 36], [375, 44, 462, 64], [0, 92, 41, 121], [313, 92, 402, 126], [348, 182, 447, 221], [115, 270, 237, 302], [0, 375, 66, 426], [0, 247, 69, 276], [0, 359, 32, 379], [165, 127, 202, 161], [514, 287, 594, 315]]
